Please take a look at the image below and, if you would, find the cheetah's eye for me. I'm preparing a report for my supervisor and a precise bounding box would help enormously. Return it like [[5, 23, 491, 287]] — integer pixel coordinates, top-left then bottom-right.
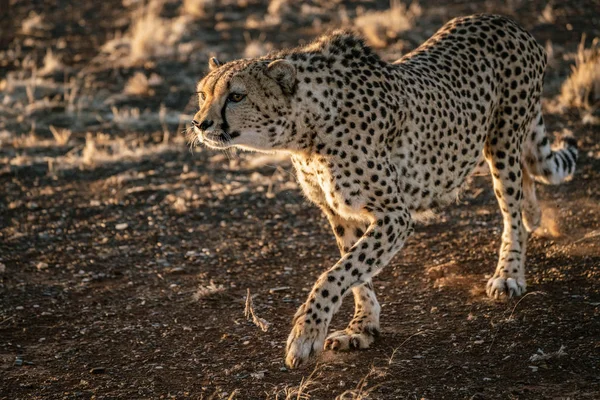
[[197, 91, 206, 101], [227, 93, 246, 103]]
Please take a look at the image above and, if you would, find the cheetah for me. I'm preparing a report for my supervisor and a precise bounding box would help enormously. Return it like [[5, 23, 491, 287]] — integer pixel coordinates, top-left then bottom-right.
[[190, 14, 578, 369]]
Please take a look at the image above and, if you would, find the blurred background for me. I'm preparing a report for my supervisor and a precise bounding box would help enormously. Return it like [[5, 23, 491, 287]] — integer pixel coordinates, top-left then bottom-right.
[[0, 1, 599, 399]]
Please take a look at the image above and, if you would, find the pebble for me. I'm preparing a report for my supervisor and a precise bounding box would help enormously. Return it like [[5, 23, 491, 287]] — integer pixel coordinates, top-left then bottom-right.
[[36, 262, 49, 271], [0, 263, 5, 274], [269, 286, 290, 293], [115, 223, 128, 230]]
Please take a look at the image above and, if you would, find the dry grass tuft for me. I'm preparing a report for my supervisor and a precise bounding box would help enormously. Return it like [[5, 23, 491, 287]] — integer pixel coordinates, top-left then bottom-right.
[[39, 49, 64, 76], [193, 280, 225, 301], [335, 366, 386, 400], [21, 12, 45, 35], [538, 4, 556, 24], [182, 0, 215, 18], [559, 35, 600, 111], [354, 0, 422, 48], [49, 125, 72, 146], [124, 72, 154, 96], [99, 0, 189, 65], [129, 1, 187, 63], [271, 367, 318, 399], [243, 33, 273, 58], [529, 345, 567, 362]]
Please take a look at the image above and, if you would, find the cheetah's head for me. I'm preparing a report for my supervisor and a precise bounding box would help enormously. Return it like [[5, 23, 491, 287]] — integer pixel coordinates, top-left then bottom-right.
[[191, 57, 297, 152]]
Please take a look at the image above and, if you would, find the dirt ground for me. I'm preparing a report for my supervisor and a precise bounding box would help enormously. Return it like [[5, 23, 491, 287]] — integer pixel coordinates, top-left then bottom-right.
[[1, 0, 599, 399]]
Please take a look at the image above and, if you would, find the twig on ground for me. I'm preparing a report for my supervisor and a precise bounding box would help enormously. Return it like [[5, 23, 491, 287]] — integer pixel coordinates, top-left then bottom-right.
[[244, 288, 271, 332], [387, 329, 430, 365]]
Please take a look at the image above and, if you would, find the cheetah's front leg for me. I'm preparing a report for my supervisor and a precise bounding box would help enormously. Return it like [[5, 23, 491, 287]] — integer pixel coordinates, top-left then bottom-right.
[[285, 207, 413, 369], [322, 213, 381, 352]]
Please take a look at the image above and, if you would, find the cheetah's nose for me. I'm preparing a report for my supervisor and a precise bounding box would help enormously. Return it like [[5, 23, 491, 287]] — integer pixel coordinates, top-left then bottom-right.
[[192, 119, 214, 130]]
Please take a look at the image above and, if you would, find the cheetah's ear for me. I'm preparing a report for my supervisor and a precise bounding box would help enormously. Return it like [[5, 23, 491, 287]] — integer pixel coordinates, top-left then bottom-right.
[[266, 59, 297, 95], [208, 57, 221, 71]]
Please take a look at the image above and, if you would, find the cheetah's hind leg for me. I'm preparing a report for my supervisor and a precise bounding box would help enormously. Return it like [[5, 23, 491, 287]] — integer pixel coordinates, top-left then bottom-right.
[[484, 120, 528, 299]]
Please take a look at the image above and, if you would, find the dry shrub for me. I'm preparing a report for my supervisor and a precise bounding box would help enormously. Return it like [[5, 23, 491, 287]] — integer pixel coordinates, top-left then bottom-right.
[[559, 35, 600, 111], [354, 0, 422, 48]]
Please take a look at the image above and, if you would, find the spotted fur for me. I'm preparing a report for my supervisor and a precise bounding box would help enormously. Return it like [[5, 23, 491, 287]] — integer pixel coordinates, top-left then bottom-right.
[[192, 14, 578, 369]]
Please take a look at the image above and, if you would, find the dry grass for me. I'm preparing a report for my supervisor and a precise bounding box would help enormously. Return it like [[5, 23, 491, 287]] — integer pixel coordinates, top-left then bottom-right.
[[49, 125, 72, 146], [244, 33, 273, 59], [270, 367, 318, 400], [559, 35, 600, 111], [334, 366, 386, 400], [21, 12, 45, 35], [182, 0, 215, 18], [538, 4, 556, 24], [129, 1, 187, 63], [77, 131, 183, 167], [193, 280, 225, 301], [124, 72, 154, 96], [354, 0, 422, 48], [11, 130, 38, 148], [99, 0, 189, 65], [38, 49, 64, 76]]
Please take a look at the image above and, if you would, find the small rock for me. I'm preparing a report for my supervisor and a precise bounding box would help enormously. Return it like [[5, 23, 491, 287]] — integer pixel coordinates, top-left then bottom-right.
[[90, 367, 105, 374], [0, 263, 6, 274], [14, 356, 23, 366], [115, 223, 128, 230], [36, 262, 48, 271], [250, 371, 266, 379]]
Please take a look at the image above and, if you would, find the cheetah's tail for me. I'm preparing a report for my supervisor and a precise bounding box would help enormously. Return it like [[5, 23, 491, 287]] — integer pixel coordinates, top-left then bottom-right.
[[524, 109, 578, 185]]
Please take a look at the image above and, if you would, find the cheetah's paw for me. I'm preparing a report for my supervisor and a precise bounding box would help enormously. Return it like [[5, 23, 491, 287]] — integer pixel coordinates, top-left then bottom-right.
[[323, 326, 379, 351], [486, 276, 526, 299], [285, 327, 325, 369]]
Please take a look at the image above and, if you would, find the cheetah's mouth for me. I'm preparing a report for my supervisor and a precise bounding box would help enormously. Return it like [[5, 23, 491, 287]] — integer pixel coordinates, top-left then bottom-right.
[[195, 128, 240, 149]]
